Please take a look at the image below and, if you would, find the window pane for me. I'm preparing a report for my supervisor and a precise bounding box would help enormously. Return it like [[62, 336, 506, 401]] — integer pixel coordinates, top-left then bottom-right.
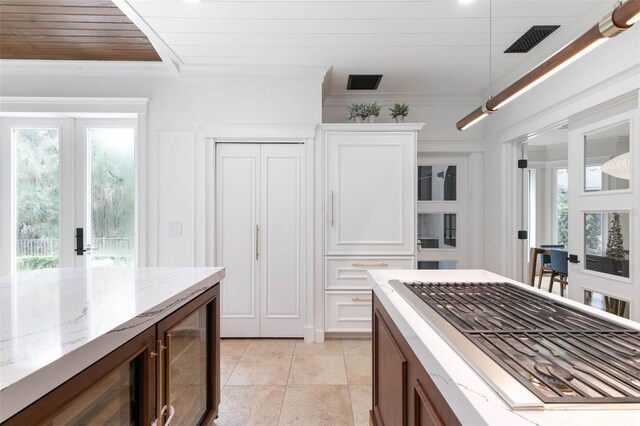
[[584, 290, 630, 319], [89, 128, 135, 267], [556, 168, 568, 246], [418, 261, 457, 270], [584, 212, 629, 278], [418, 165, 456, 201], [584, 122, 630, 192], [418, 213, 456, 248], [15, 128, 60, 271]]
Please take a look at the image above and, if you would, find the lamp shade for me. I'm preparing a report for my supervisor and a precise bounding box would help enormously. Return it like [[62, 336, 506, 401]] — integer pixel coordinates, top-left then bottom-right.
[[601, 152, 631, 180]]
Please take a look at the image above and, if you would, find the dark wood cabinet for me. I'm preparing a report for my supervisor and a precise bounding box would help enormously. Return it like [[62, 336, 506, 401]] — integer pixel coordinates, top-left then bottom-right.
[[3, 284, 220, 426], [371, 292, 460, 426]]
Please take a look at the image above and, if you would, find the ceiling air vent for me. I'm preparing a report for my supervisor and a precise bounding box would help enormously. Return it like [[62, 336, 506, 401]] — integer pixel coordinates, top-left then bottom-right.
[[347, 74, 383, 90], [504, 25, 560, 53]]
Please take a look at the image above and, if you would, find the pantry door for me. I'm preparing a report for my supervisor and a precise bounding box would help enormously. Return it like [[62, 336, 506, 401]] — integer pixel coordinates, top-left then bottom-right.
[[216, 143, 304, 337], [216, 143, 261, 337], [567, 111, 638, 320]]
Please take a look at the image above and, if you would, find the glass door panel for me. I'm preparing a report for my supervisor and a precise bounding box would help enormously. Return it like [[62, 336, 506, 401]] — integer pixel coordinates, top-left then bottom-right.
[[48, 359, 138, 425], [14, 128, 61, 272], [165, 305, 208, 425], [416, 155, 468, 269], [568, 111, 636, 320], [87, 128, 135, 267]]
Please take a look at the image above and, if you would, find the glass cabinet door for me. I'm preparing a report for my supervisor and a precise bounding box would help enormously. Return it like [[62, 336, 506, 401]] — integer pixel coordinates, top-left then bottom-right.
[[158, 292, 219, 426], [48, 361, 139, 426]]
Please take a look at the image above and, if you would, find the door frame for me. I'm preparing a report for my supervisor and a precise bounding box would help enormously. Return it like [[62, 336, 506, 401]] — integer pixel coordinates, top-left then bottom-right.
[[203, 123, 316, 342], [567, 109, 638, 319], [0, 97, 148, 275]]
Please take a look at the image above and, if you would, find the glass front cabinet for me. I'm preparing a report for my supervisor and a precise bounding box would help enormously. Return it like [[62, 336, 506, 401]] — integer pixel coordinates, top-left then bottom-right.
[[4, 285, 220, 426]]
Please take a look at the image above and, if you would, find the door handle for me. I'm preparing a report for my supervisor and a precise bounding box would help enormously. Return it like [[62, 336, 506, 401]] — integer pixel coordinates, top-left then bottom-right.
[[567, 254, 580, 264], [75, 228, 85, 255], [164, 334, 172, 423], [255, 225, 260, 260], [330, 191, 335, 227]]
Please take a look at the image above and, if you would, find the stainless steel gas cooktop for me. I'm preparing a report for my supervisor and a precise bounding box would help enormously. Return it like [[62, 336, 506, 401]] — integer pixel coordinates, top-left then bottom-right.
[[391, 280, 640, 410]]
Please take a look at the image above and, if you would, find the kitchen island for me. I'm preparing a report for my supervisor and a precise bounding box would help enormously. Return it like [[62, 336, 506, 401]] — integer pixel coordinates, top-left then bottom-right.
[[0, 267, 224, 425], [368, 269, 640, 426]]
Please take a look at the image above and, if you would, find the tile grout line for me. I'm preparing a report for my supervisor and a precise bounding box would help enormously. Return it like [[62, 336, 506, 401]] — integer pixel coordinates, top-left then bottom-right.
[[220, 339, 251, 391], [276, 340, 297, 425], [343, 340, 357, 426]]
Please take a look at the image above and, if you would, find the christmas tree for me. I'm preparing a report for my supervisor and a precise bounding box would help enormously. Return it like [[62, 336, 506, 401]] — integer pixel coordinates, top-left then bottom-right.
[[605, 213, 625, 260]]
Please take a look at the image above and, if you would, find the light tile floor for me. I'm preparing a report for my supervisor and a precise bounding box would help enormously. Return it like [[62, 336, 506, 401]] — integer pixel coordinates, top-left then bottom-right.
[[211, 339, 372, 426]]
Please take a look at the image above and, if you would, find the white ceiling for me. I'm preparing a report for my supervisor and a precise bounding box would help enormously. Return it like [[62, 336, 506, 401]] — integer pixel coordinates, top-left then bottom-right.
[[127, 0, 616, 96]]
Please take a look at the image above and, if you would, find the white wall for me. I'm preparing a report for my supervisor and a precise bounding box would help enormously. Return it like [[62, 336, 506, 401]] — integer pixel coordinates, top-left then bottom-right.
[[0, 70, 323, 266], [482, 23, 640, 278]]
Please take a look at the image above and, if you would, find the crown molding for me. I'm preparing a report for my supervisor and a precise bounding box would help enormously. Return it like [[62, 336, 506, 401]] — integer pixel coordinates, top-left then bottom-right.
[[323, 93, 481, 107], [0, 60, 171, 76], [496, 63, 640, 143], [0, 97, 148, 115], [202, 122, 319, 140], [319, 123, 425, 132]]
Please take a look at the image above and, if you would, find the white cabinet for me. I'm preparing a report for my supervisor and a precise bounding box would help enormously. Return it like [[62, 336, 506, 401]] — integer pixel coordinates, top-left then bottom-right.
[[325, 291, 373, 333], [322, 124, 423, 335], [325, 131, 416, 255], [325, 256, 414, 290], [216, 143, 304, 337]]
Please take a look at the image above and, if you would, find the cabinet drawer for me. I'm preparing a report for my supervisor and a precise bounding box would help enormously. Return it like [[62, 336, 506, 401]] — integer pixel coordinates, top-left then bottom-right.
[[325, 257, 414, 290], [325, 291, 372, 333]]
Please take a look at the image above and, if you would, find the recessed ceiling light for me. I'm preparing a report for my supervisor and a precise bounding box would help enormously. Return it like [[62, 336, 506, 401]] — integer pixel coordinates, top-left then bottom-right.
[[184, 0, 202, 4], [458, 0, 475, 4]]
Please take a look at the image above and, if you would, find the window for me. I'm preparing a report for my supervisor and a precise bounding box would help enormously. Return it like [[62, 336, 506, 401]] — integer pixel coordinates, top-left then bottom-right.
[[2, 118, 138, 274]]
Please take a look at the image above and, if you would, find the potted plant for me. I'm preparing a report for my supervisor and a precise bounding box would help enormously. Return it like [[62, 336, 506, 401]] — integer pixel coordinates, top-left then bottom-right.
[[389, 102, 409, 123], [365, 102, 381, 123], [347, 103, 367, 123]]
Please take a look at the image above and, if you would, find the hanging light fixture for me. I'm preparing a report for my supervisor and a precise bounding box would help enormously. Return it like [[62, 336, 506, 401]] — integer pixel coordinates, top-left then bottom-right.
[[457, 0, 640, 131]]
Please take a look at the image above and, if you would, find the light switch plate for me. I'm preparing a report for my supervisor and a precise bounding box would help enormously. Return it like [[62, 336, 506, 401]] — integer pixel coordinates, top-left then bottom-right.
[[168, 222, 182, 238]]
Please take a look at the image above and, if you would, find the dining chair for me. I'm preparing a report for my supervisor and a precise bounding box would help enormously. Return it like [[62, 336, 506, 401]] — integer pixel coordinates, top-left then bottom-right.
[[549, 249, 568, 297], [537, 244, 564, 289]]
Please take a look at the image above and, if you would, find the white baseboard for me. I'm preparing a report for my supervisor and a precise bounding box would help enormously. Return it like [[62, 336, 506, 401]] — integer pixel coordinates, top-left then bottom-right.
[[304, 326, 316, 343], [314, 328, 325, 343]]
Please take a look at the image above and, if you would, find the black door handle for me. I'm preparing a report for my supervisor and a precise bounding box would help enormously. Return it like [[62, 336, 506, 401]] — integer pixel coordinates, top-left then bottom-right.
[[75, 228, 85, 255], [567, 254, 580, 264]]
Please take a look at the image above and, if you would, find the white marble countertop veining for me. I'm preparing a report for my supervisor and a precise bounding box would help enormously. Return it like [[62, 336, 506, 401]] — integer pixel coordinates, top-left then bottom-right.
[[0, 267, 224, 422], [368, 269, 640, 426]]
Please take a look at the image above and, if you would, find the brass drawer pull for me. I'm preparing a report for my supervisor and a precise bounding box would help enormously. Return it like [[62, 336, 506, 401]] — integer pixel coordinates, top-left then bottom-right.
[[352, 297, 372, 302], [352, 262, 389, 267]]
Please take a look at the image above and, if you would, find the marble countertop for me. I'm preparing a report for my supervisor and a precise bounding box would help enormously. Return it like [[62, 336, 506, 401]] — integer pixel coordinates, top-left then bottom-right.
[[368, 269, 640, 426], [0, 267, 225, 422]]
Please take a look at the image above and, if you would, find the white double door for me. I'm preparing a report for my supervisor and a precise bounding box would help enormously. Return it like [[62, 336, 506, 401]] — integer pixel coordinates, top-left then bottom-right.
[[216, 143, 304, 337]]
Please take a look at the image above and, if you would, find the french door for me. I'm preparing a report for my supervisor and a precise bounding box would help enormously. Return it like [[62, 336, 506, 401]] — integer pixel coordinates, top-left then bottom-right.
[[567, 110, 638, 320], [416, 154, 469, 270], [1, 118, 137, 274]]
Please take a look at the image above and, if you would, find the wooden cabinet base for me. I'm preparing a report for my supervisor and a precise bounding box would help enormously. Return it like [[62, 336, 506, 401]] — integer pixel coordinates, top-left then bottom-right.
[[372, 293, 461, 426], [3, 284, 220, 426]]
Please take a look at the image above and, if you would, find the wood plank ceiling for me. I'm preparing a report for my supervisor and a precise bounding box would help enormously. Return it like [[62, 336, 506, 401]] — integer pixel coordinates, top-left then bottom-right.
[[0, 0, 161, 61]]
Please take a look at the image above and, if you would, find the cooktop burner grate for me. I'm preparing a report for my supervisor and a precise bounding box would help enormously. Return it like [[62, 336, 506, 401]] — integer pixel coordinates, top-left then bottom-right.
[[403, 281, 640, 404]]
